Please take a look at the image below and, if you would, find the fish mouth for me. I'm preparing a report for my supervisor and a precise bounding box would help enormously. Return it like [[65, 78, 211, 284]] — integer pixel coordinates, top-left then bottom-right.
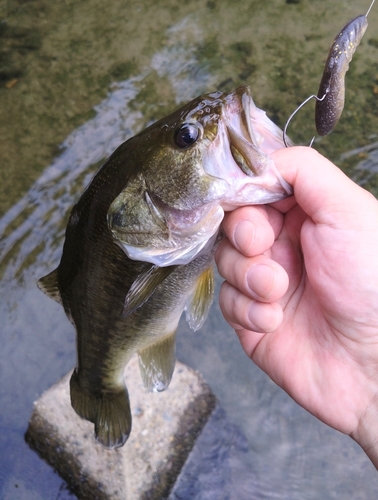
[[222, 85, 292, 195], [224, 86, 263, 176]]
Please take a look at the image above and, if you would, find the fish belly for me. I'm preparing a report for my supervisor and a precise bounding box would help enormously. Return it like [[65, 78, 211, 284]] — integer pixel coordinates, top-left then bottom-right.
[[69, 253, 214, 449]]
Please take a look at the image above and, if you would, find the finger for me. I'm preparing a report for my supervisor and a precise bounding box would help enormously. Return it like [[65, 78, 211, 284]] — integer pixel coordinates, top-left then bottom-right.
[[219, 281, 283, 333], [222, 205, 283, 257], [270, 195, 297, 214], [216, 239, 289, 303], [271, 146, 378, 225]]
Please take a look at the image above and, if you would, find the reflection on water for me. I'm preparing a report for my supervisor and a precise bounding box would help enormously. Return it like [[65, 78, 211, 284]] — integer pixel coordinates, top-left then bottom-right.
[[343, 140, 378, 188], [1, 7, 378, 500], [0, 77, 142, 288], [0, 19, 217, 499]]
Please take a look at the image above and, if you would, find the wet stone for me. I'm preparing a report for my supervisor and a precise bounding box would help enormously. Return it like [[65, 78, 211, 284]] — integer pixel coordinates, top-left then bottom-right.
[[26, 356, 216, 500]]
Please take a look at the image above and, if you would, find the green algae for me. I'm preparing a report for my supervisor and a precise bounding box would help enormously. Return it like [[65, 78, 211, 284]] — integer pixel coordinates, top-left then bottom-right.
[[0, 0, 377, 217]]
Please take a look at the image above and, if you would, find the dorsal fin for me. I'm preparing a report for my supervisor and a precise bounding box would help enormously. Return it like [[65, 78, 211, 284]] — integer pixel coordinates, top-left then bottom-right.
[[185, 265, 214, 331], [37, 268, 62, 305]]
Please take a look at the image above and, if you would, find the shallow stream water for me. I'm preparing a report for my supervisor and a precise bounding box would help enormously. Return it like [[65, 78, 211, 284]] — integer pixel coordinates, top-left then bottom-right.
[[1, 0, 378, 498]]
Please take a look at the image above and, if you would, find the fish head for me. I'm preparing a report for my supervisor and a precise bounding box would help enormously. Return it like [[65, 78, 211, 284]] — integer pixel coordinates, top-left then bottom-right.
[[108, 85, 292, 266]]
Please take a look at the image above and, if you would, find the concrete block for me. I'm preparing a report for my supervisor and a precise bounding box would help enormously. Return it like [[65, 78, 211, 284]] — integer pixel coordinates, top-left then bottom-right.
[[26, 356, 216, 500]]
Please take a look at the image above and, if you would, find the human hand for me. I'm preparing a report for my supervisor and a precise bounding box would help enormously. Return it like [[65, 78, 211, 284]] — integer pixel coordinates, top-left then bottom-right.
[[215, 146, 378, 467]]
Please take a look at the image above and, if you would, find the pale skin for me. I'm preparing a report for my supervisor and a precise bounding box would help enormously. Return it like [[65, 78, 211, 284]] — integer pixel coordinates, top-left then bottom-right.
[[215, 146, 378, 469]]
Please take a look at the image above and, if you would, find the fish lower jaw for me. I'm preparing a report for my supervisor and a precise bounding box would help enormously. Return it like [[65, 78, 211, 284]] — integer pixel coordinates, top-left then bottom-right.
[[120, 230, 219, 267]]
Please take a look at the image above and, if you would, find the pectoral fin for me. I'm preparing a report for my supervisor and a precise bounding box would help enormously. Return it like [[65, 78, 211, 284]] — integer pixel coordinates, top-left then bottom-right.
[[37, 268, 62, 305], [185, 265, 214, 331], [137, 333, 176, 392], [123, 264, 177, 317]]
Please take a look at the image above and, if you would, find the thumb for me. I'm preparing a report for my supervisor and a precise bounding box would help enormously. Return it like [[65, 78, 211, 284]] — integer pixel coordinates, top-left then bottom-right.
[[271, 146, 376, 227]]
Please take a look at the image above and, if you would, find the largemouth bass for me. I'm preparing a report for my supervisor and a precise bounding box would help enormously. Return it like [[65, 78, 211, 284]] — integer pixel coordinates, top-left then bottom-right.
[[38, 85, 292, 449]]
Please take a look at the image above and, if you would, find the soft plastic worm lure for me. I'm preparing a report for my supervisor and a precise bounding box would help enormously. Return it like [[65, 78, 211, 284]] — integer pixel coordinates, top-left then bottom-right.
[[283, 0, 375, 147]]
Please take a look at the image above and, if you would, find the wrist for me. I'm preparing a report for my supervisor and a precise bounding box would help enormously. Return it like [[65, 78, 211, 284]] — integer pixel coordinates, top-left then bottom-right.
[[351, 394, 378, 470]]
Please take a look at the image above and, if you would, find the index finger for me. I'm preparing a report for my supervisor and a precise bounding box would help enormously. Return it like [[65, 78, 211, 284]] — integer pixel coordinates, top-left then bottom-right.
[[222, 205, 283, 257]]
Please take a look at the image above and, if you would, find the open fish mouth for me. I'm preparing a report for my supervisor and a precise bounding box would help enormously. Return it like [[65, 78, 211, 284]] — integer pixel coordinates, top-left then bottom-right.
[[107, 85, 292, 267], [227, 88, 267, 176], [203, 85, 292, 208], [223, 87, 261, 176]]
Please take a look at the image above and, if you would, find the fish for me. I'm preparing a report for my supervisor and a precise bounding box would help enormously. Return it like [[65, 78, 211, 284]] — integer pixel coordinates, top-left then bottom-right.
[[38, 85, 292, 449]]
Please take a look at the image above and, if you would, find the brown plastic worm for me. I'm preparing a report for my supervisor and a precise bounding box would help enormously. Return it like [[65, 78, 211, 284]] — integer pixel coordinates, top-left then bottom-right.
[[315, 0, 375, 136], [283, 0, 375, 147]]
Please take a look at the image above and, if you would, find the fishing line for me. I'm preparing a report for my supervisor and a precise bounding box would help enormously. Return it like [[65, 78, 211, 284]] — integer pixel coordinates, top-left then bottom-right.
[[283, 0, 376, 147]]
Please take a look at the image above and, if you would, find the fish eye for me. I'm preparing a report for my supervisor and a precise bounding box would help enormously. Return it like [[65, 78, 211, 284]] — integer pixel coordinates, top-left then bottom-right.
[[174, 123, 200, 149]]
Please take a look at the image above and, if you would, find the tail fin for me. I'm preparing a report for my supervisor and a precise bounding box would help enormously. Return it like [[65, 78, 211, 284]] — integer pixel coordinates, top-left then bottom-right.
[[70, 369, 132, 449]]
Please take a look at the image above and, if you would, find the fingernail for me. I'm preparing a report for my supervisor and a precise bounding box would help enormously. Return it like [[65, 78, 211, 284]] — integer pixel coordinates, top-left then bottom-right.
[[247, 264, 275, 299], [233, 219, 255, 254]]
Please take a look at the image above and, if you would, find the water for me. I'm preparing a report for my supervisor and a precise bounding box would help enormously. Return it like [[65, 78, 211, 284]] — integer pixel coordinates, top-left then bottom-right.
[[1, 1, 378, 498]]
